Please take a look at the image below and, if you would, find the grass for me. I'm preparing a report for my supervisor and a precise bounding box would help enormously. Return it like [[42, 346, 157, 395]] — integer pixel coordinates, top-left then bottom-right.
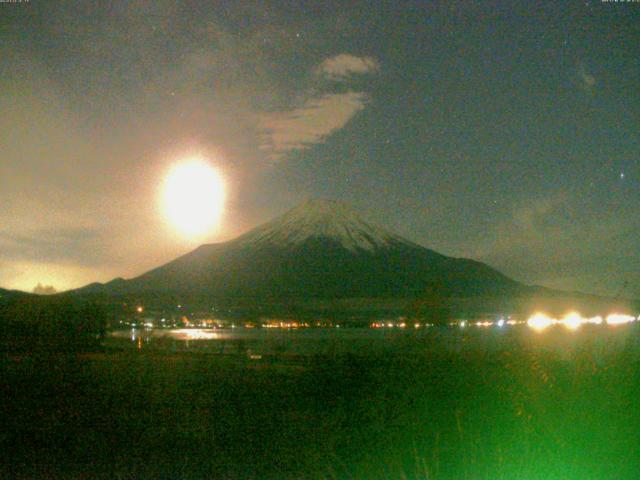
[[1, 327, 639, 479]]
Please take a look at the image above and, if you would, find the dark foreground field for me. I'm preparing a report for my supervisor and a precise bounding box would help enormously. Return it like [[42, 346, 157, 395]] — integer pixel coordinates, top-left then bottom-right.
[[2, 328, 640, 479]]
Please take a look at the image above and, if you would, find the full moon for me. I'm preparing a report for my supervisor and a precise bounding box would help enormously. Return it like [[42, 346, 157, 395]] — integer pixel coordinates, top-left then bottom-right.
[[162, 159, 225, 237]]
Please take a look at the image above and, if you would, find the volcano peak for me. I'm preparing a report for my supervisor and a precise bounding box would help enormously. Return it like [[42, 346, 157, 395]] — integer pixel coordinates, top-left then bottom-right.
[[236, 198, 402, 252]]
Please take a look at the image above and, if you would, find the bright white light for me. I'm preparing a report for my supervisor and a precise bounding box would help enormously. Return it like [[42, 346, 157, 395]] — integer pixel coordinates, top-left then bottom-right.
[[162, 158, 225, 237], [527, 313, 555, 331], [497, 319, 505, 328], [587, 316, 603, 325], [560, 312, 583, 330], [606, 313, 635, 326]]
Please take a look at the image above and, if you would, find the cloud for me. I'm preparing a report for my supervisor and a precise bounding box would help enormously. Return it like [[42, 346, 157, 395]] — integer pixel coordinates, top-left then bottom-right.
[[257, 54, 379, 160], [258, 92, 368, 159], [468, 194, 569, 261], [33, 283, 57, 295], [315, 54, 380, 80], [577, 62, 596, 92], [466, 193, 640, 296], [0, 9, 382, 288], [511, 194, 564, 232], [0, 226, 108, 267], [0, 259, 116, 293]]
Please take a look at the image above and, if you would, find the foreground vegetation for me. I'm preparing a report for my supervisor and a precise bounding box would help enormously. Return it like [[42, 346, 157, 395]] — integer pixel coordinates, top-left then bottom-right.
[[1, 326, 639, 479], [0, 296, 106, 353]]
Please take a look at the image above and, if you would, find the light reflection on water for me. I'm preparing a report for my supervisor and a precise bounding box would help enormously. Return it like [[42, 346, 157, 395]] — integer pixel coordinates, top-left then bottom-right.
[[108, 323, 640, 357]]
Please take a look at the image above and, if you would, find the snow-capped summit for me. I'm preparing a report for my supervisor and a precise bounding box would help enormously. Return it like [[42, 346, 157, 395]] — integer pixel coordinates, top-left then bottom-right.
[[78, 198, 525, 301], [236, 199, 405, 252]]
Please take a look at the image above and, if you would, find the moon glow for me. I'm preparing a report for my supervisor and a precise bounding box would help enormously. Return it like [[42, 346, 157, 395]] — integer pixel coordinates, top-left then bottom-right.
[[162, 159, 225, 237]]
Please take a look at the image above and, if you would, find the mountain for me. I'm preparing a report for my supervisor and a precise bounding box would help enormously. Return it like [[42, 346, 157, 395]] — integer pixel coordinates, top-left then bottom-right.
[[79, 199, 527, 301], [0, 287, 32, 302]]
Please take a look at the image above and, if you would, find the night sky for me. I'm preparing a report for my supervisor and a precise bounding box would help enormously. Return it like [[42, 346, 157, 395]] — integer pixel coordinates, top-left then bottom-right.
[[1, 1, 639, 297]]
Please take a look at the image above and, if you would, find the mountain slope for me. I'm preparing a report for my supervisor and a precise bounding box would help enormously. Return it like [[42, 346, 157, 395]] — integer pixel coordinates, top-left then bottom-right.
[[80, 199, 526, 299], [0, 288, 32, 301]]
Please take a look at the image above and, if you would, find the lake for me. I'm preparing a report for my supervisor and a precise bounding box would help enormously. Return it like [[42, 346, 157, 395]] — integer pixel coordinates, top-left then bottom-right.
[[109, 322, 640, 358]]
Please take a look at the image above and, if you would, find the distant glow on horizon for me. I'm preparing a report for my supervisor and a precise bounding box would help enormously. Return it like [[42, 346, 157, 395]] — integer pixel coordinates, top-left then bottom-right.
[[4, 261, 123, 293], [162, 158, 225, 238]]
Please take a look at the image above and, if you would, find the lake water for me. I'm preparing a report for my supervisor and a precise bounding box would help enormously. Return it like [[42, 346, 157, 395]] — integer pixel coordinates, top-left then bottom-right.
[[108, 323, 640, 358]]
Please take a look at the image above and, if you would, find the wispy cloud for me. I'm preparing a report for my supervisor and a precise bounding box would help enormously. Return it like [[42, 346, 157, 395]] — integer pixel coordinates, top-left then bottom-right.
[[471, 193, 571, 263], [315, 54, 380, 80], [0, 226, 107, 267], [467, 192, 640, 296], [0, 7, 382, 288], [258, 92, 368, 158], [577, 61, 596, 93], [0, 226, 119, 292], [258, 54, 379, 160]]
